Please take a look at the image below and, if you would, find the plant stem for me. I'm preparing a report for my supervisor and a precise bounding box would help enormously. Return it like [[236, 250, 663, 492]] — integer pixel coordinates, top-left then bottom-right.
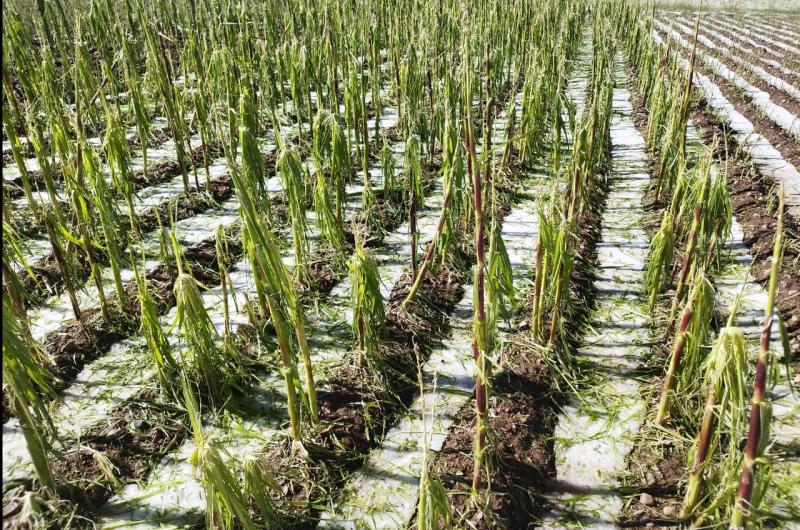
[[731, 186, 784, 528], [267, 297, 302, 442], [656, 283, 696, 425], [466, 115, 488, 493], [44, 215, 82, 323]]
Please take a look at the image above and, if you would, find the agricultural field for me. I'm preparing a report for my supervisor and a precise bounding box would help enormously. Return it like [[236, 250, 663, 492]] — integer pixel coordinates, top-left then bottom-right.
[[1, 0, 798, 528]]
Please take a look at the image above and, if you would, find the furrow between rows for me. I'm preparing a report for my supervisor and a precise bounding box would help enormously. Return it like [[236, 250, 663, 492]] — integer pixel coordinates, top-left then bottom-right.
[[670, 15, 800, 102], [539, 56, 650, 529]]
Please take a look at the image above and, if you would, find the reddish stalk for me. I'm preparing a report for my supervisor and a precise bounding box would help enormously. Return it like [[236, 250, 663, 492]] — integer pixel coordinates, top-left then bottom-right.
[[731, 187, 784, 529], [466, 115, 488, 493], [682, 391, 716, 515], [667, 159, 710, 335]]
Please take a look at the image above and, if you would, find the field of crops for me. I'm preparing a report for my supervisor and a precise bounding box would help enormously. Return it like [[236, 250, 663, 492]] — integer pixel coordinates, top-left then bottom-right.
[[2, 0, 798, 528]]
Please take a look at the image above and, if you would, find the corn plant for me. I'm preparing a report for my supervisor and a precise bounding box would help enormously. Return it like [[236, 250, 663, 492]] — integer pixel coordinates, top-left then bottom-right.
[[70, 182, 111, 321], [230, 146, 319, 434], [103, 113, 140, 238], [27, 111, 67, 226], [2, 106, 39, 219], [531, 200, 555, 340], [667, 150, 713, 330], [465, 115, 489, 493], [240, 87, 269, 211], [86, 147, 129, 309], [681, 312, 748, 521], [656, 271, 714, 425], [405, 134, 424, 277], [183, 377, 257, 530], [193, 91, 213, 189], [313, 169, 346, 259], [71, 42, 111, 321], [43, 213, 82, 322], [122, 38, 151, 180], [138, 3, 191, 194], [381, 137, 399, 199], [731, 188, 786, 529], [348, 237, 384, 367], [330, 114, 351, 225], [216, 226, 238, 337], [277, 147, 308, 282], [171, 232, 241, 404], [2, 298, 58, 491], [645, 206, 676, 312], [2, 221, 36, 319], [487, 212, 515, 329], [403, 120, 464, 308], [157, 223, 177, 271], [133, 250, 179, 399], [546, 216, 575, 348]]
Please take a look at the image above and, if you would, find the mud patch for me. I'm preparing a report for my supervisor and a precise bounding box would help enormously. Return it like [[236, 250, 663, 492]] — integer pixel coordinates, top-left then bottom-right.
[[54, 391, 188, 509]]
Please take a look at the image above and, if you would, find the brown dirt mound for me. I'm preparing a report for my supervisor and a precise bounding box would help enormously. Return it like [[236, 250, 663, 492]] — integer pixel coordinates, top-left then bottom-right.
[[429, 345, 556, 530]]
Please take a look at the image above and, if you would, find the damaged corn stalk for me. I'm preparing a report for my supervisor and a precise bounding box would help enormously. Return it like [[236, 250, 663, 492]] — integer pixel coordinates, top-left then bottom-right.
[[731, 187, 786, 529], [348, 237, 384, 368], [229, 132, 319, 437]]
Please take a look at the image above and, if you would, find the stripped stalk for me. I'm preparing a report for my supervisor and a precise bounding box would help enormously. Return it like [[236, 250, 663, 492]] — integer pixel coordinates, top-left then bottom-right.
[[656, 272, 712, 424], [466, 115, 489, 493], [731, 187, 785, 529]]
